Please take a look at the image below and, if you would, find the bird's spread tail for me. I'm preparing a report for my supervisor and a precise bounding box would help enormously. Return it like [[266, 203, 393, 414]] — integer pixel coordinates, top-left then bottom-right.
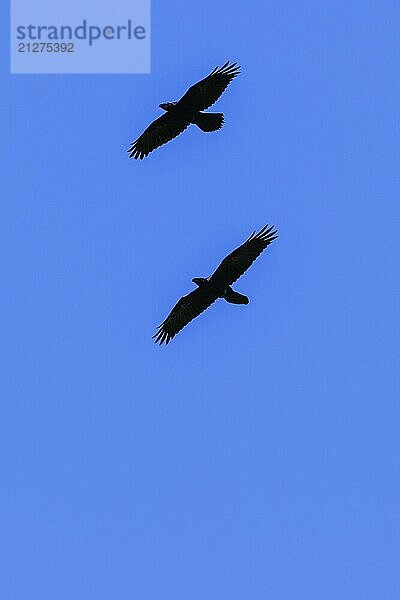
[[193, 112, 224, 132], [223, 287, 249, 305]]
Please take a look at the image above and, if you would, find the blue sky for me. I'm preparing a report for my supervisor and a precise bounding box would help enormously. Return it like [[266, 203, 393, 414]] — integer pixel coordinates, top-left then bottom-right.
[[1, 1, 399, 598]]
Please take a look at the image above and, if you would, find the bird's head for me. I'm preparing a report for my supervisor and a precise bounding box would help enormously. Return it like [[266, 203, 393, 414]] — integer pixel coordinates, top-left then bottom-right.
[[159, 102, 177, 111], [192, 277, 207, 287]]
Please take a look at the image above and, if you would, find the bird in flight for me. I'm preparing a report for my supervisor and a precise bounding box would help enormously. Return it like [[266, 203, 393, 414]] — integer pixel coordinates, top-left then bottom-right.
[[128, 61, 240, 159], [153, 225, 278, 345]]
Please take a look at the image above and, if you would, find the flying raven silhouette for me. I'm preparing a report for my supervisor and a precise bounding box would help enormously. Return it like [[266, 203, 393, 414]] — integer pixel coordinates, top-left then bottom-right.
[[153, 225, 278, 345], [128, 61, 240, 159]]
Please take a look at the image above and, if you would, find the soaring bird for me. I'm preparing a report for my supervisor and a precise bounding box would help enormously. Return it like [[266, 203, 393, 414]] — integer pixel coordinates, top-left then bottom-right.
[[153, 225, 278, 345], [128, 61, 240, 159]]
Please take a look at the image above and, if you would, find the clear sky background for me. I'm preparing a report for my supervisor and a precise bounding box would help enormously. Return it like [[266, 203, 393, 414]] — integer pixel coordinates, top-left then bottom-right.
[[1, 1, 399, 598]]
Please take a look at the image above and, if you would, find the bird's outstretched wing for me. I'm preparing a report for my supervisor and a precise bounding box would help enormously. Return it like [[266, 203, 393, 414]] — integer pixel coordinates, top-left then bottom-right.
[[179, 61, 240, 112], [153, 288, 218, 345], [128, 113, 191, 159], [211, 225, 278, 287]]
